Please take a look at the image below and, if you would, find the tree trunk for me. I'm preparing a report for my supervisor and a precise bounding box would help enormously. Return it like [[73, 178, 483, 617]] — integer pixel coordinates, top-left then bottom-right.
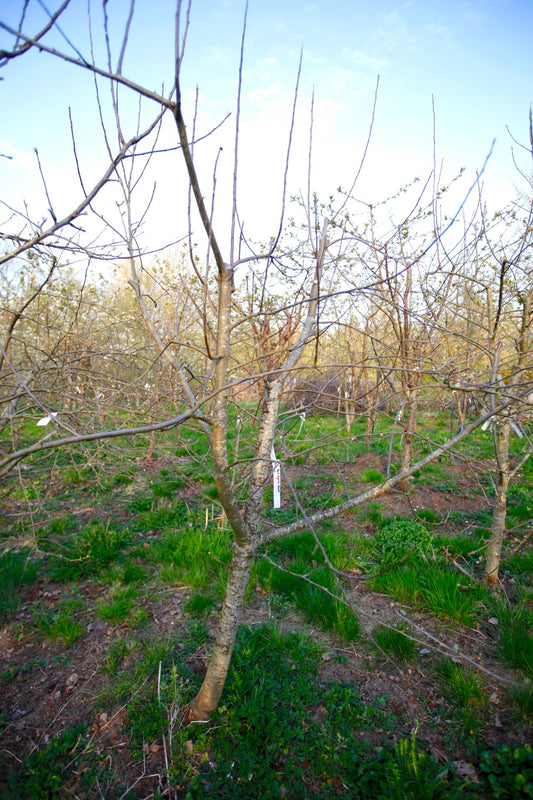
[[484, 419, 510, 588], [188, 541, 255, 721], [398, 391, 418, 492]]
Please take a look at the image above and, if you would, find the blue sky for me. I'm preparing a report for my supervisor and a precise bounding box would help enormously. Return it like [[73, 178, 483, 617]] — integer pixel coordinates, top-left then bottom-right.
[[0, 0, 531, 253]]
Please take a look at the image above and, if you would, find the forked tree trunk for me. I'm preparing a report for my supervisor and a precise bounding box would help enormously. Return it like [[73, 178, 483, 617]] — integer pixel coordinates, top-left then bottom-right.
[[484, 419, 510, 588], [188, 541, 255, 721]]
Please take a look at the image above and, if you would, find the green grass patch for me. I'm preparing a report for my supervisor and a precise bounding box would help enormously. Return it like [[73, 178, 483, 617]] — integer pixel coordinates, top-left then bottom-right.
[[372, 623, 418, 663], [0, 548, 38, 622], [490, 597, 533, 677], [149, 521, 231, 592], [185, 592, 216, 616], [97, 584, 139, 624], [42, 520, 131, 581], [436, 659, 488, 740], [359, 467, 385, 483], [260, 559, 359, 640], [33, 596, 85, 644], [370, 560, 486, 625], [420, 567, 486, 625]]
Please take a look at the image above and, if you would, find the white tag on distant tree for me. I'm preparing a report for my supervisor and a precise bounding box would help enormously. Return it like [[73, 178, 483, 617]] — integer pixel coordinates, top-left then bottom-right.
[[36, 412, 59, 427], [271, 445, 281, 509]]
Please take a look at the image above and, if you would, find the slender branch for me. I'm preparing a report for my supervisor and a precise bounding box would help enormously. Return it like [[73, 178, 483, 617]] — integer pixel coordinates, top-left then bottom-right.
[[0, 121, 164, 267], [0, 19, 174, 108], [0, 0, 72, 64], [0, 407, 199, 477]]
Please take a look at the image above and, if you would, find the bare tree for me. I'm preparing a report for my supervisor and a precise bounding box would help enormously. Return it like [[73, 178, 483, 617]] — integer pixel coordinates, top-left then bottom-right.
[[1, 1, 529, 723]]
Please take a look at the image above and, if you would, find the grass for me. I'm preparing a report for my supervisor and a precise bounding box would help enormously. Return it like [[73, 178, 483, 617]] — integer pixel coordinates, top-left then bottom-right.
[[359, 467, 385, 483], [370, 561, 487, 626], [260, 559, 360, 640], [97, 583, 139, 624], [33, 597, 86, 644], [170, 625, 475, 799], [41, 520, 131, 581], [508, 685, 533, 726], [490, 597, 533, 677], [372, 622, 418, 663], [0, 548, 38, 622], [179, 625, 392, 798], [436, 660, 488, 740], [420, 567, 487, 625]]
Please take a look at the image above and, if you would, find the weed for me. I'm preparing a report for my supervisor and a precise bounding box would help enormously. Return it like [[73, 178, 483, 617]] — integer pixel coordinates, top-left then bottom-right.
[[61, 465, 88, 486], [364, 500, 385, 525], [151, 474, 185, 498], [478, 743, 533, 799], [262, 559, 359, 640], [370, 565, 424, 606], [181, 625, 466, 799], [2, 723, 108, 798], [122, 560, 149, 584], [436, 532, 485, 561], [1, 655, 70, 682], [503, 548, 533, 579], [373, 517, 433, 565], [149, 522, 231, 591], [127, 495, 152, 513], [46, 520, 131, 580], [102, 638, 138, 675], [416, 508, 441, 524], [125, 641, 200, 758], [112, 471, 135, 485], [369, 725, 459, 799], [414, 462, 450, 483], [45, 617, 84, 644]]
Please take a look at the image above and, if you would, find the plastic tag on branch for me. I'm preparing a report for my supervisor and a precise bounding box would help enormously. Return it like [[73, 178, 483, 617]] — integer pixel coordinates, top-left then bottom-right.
[[36, 412, 59, 427], [271, 445, 281, 509]]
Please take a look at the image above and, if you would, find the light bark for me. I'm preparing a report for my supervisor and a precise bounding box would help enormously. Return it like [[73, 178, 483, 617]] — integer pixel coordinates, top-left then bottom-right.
[[484, 419, 510, 587], [188, 542, 255, 720]]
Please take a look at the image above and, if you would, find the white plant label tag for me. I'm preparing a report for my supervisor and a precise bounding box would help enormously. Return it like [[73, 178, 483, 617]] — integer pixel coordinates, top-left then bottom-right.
[[271, 445, 281, 509], [36, 412, 59, 427]]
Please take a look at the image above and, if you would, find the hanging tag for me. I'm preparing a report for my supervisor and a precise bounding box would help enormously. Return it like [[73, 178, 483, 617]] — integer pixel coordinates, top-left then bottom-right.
[[509, 420, 524, 438], [36, 412, 59, 427], [271, 445, 281, 509]]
